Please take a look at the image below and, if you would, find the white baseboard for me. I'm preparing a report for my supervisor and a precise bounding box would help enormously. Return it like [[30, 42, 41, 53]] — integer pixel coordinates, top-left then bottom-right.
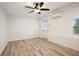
[[48, 33, 79, 51]]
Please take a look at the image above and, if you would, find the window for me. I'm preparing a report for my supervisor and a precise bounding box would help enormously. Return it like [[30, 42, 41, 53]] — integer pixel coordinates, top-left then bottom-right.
[[42, 20, 48, 32], [73, 18, 79, 34]]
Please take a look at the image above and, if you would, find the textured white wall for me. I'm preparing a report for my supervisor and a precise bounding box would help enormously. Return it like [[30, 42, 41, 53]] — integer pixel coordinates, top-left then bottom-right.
[[48, 7, 79, 51], [0, 7, 8, 54], [8, 16, 40, 41]]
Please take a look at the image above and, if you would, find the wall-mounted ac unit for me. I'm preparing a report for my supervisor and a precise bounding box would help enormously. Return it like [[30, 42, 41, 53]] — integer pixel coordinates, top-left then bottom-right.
[[51, 13, 62, 19]]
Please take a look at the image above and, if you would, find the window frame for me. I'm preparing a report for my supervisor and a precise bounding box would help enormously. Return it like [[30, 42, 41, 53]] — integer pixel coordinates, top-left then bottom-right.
[[42, 20, 48, 32], [73, 18, 79, 34]]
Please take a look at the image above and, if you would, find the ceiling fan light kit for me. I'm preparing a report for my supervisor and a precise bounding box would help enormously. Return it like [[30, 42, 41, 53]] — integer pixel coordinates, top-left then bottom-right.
[[35, 9, 40, 12]]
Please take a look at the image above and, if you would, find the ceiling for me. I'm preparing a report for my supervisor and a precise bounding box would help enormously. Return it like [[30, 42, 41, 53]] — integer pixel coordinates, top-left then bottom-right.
[[0, 2, 71, 18]]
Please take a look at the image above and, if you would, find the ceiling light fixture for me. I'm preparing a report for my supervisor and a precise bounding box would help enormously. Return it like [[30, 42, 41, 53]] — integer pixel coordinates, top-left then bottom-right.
[[35, 9, 40, 12]]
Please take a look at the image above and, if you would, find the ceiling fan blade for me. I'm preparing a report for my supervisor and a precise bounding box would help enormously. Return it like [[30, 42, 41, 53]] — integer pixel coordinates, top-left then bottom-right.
[[25, 6, 34, 9], [34, 3, 38, 8], [40, 8, 50, 11], [28, 10, 35, 13], [40, 2, 44, 7]]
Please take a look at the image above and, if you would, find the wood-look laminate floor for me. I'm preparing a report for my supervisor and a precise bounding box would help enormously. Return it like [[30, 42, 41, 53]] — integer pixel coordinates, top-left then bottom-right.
[[1, 38, 79, 56]]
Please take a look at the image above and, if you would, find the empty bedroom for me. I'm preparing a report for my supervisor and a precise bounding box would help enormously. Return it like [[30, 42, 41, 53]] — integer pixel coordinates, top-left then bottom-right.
[[0, 2, 79, 56]]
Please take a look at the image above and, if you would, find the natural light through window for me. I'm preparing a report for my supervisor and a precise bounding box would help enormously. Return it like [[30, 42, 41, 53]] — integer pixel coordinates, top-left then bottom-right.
[[42, 20, 48, 32], [73, 18, 79, 34]]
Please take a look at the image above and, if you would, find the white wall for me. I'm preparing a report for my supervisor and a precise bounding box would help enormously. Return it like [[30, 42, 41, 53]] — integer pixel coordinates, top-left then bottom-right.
[[41, 6, 79, 51], [0, 7, 8, 54], [8, 16, 40, 41], [49, 7, 79, 51]]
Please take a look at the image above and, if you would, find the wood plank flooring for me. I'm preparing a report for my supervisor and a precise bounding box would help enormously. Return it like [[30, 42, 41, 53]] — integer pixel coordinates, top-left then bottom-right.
[[1, 38, 79, 56]]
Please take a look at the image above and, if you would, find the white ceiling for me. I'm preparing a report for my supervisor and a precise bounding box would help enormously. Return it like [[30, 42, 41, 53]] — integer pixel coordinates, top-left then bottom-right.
[[0, 2, 71, 18]]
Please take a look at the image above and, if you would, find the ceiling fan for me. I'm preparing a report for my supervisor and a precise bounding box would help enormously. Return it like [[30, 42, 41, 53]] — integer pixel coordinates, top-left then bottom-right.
[[25, 2, 50, 15]]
